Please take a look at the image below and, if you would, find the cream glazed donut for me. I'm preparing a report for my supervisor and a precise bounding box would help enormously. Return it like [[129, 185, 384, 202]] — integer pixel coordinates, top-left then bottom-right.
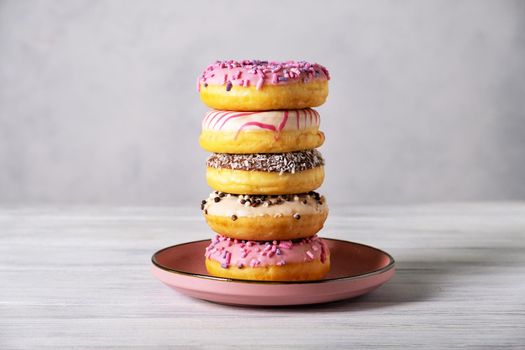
[[206, 150, 325, 195], [201, 191, 328, 241], [199, 109, 325, 153], [205, 234, 330, 281], [197, 60, 330, 111]]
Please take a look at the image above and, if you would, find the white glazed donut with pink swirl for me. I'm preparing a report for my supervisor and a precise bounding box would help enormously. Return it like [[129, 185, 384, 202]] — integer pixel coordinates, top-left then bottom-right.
[[199, 108, 324, 154]]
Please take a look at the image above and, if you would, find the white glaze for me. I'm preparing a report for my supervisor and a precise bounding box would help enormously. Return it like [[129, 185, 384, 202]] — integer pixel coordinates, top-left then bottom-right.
[[202, 109, 320, 132], [203, 192, 327, 217]]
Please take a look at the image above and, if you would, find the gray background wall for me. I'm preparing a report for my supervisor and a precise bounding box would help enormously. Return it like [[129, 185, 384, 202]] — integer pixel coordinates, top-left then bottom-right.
[[1, 0, 524, 205]]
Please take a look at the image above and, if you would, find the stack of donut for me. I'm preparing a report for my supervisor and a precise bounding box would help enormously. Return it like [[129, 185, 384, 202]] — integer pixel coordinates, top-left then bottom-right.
[[197, 60, 331, 281]]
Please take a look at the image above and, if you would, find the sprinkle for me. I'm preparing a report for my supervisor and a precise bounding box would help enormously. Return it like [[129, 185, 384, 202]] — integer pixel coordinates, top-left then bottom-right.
[[293, 213, 301, 220], [256, 78, 264, 90], [279, 241, 293, 249], [306, 250, 314, 260], [226, 81, 233, 91], [214, 197, 221, 203], [276, 260, 286, 266], [231, 214, 238, 221], [276, 248, 282, 255], [221, 251, 232, 268]]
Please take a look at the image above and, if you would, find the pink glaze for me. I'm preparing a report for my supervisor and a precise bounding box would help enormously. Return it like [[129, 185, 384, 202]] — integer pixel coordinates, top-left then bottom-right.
[[205, 235, 328, 269], [197, 60, 330, 91], [202, 109, 320, 139], [234, 111, 288, 140]]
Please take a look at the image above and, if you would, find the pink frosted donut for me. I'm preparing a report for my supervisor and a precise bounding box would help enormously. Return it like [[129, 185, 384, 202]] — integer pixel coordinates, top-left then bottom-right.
[[199, 108, 325, 153], [197, 60, 330, 111], [204, 234, 330, 281]]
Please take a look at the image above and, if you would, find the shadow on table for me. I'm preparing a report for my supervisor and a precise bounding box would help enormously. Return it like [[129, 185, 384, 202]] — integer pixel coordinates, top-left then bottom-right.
[[215, 243, 520, 312]]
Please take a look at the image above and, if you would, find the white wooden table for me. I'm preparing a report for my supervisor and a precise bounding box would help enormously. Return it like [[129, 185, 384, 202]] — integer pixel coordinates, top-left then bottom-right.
[[1, 203, 524, 349]]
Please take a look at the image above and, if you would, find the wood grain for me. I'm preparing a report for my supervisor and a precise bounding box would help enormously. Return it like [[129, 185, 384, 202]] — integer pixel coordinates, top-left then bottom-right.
[[1, 203, 524, 349]]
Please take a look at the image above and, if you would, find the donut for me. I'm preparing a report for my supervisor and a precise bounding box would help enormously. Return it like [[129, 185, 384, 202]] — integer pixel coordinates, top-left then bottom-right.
[[204, 234, 330, 281], [206, 150, 325, 195], [197, 60, 330, 111], [199, 109, 325, 154], [201, 191, 328, 241]]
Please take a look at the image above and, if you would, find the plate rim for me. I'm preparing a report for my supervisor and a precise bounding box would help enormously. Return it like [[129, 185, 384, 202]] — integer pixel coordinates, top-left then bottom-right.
[[151, 238, 395, 285]]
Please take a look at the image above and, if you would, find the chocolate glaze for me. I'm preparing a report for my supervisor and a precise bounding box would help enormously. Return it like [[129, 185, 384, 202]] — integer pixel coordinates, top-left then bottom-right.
[[206, 150, 324, 173]]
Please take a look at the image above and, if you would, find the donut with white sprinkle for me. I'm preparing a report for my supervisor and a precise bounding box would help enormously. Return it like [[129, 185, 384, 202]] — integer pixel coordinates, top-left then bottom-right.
[[206, 150, 325, 195]]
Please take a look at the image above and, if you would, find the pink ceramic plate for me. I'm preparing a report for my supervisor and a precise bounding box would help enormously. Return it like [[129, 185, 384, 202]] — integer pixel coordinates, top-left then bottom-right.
[[151, 238, 395, 306]]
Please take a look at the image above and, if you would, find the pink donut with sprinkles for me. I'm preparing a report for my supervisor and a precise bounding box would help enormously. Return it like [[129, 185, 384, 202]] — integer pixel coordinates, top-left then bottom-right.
[[197, 60, 330, 111], [205, 234, 331, 281]]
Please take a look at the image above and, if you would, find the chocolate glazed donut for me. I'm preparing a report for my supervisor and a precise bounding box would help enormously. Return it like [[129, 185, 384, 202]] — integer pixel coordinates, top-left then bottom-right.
[[205, 150, 325, 195]]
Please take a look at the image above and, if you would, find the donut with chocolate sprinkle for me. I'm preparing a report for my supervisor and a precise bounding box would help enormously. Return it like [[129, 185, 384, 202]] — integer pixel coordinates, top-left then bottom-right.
[[206, 150, 324, 174]]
